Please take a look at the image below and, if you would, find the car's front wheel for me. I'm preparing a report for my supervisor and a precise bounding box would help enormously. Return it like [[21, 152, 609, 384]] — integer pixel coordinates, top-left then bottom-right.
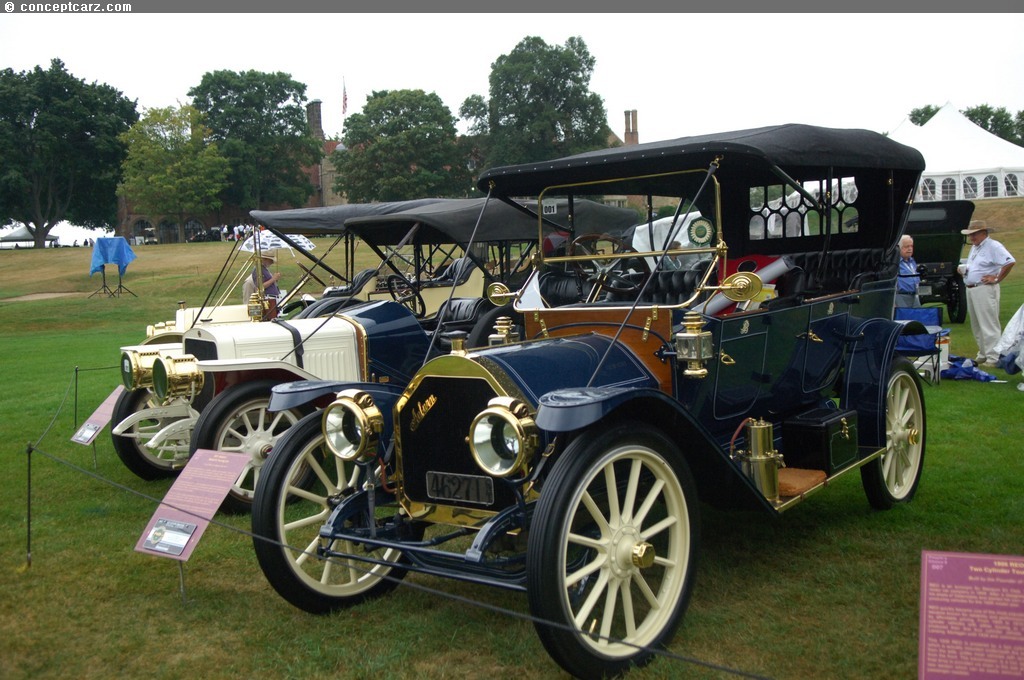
[[861, 357, 926, 509], [111, 388, 194, 480], [526, 421, 699, 678], [189, 379, 302, 513], [251, 412, 411, 613]]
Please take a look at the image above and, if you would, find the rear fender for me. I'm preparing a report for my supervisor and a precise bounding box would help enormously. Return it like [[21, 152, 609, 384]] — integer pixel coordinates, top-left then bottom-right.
[[841, 317, 906, 447]]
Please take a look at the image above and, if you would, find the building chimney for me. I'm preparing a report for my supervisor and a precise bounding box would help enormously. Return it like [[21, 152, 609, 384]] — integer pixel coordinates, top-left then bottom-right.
[[307, 100, 325, 140], [624, 110, 639, 146]]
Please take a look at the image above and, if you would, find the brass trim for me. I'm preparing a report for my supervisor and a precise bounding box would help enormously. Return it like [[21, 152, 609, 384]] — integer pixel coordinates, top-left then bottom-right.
[[337, 312, 370, 380]]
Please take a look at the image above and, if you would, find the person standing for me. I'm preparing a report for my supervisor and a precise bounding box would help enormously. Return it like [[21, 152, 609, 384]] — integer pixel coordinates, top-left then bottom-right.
[[895, 234, 921, 308], [962, 220, 1015, 364]]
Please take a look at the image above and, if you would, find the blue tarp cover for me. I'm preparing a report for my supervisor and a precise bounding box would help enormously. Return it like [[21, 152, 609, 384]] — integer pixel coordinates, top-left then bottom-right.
[[90, 237, 136, 276]]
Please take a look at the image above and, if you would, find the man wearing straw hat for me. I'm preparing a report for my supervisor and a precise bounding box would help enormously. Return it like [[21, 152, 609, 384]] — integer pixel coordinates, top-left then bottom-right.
[[961, 220, 1015, 364]]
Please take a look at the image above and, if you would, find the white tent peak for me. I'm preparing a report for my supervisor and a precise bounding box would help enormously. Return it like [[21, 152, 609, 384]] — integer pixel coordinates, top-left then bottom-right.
[[888, 102, 1024, 200]]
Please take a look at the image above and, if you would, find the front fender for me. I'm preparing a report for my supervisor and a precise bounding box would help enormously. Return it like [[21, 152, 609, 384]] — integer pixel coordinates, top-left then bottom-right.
[[536, 386, 683, 433], [269, 380, 406, 414], [112, 401, 198, 435]]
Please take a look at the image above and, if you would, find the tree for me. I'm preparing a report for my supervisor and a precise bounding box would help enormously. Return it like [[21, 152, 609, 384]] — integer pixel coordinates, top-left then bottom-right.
[[962, 104, 1022, 146], [117, 105, 231, 242], [460, 36, 609, 169], [909, 105, 941, 126], [0, 59, 138, 248], [333, 89, 471, 202], [188, 70, 323, 211]]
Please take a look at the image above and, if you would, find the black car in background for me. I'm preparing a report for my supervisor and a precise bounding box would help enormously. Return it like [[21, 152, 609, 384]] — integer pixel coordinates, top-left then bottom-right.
[[904, 199, 975, 323]]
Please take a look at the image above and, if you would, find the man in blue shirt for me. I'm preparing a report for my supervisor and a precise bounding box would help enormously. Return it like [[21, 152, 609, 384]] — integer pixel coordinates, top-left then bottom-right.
[[895, 234, 921, 308]]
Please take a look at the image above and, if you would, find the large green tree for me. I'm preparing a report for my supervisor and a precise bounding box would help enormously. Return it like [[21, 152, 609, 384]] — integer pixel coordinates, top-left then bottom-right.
[[117, 105, 231, 242], [460, 36, 609, 169], [0, 59, 137, 248], [188, 70, 323, 211], [333, 89, 471, 202], [962, 104, 1022, 146]]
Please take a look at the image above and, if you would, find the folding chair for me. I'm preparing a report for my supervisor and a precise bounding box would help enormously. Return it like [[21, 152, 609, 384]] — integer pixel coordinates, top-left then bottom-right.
[[894, 306, 948, 385]]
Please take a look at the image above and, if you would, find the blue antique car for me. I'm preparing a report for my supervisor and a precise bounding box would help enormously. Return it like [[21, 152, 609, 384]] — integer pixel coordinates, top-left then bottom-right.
[[251, 124, 928, 677]]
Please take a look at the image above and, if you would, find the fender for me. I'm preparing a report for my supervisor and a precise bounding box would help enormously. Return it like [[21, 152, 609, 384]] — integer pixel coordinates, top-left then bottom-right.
[[536, 384, 770, 512], [842, 316, 907, 448], [145, 414, 200, 450], [536, 386, 679, 432], [268, 379, 406, 414], [112, 401, 198, 436]]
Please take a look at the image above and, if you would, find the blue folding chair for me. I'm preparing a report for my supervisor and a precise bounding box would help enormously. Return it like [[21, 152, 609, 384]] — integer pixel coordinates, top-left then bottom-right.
[[894, 306, 948, 385]]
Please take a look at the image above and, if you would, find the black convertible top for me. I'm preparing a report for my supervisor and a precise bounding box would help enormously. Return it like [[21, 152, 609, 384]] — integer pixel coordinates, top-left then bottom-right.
[[477, 124, 926, 197], [343, 197, 638, 246], [250, 199, 447, 235]]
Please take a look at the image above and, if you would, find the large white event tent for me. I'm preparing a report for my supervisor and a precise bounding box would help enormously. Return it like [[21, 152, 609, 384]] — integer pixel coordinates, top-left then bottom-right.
[[888, 103, 1024, 202]]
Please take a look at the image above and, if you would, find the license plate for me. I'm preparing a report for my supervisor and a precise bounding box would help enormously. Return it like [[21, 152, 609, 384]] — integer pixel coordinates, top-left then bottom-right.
[[918, 285, 932, 296], [426, 471, 494, 505]]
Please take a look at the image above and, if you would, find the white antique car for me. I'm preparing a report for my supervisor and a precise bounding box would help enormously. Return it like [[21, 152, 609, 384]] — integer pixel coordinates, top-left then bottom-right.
[[113, 198, 636, 513]]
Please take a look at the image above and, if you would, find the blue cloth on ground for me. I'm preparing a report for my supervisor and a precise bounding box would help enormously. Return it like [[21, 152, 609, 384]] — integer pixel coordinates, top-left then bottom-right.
[[941, 357, 996, 382]]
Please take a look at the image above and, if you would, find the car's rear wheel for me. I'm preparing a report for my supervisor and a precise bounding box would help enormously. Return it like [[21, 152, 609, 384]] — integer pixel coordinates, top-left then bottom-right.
[[526, 422, 699, 678], [861, 357, 926, 509], [190, 379, 302, 513], [946, 273, 967, 323], [251, 412, 410, 613], [111, 388, 193, 480]]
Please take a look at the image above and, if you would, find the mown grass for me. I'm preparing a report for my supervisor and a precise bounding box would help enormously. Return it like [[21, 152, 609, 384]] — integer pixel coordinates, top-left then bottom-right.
[[1, 201, 1023, 679]]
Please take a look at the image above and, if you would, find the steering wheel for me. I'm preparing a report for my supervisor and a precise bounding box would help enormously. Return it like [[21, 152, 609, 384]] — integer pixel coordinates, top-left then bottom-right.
[[386, 274, 426, 318], [567, 234, 651, 295]]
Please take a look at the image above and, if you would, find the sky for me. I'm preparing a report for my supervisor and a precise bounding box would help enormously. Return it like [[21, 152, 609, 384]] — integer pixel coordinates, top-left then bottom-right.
[[3, 13, 1024, 147]]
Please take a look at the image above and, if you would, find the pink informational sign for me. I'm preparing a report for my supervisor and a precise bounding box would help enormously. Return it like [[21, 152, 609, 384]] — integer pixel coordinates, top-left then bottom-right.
[[920, 550, 1024, 678], [71, 385, 125, 445], [135, 449, 249, 562]]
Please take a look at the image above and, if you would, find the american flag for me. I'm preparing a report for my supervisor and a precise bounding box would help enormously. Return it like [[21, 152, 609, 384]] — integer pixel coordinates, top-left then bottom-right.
[[342, 79, 348, 115]]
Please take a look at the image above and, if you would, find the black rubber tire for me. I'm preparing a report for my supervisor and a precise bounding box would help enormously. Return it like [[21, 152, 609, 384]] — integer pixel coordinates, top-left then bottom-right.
[[111, 388, 188, 480], [861, 357, 926, 510], [526, 421, 700, 678], [189, 379, 302, 514], [251, 411, 411, 613], [946, 274, 967, 324]]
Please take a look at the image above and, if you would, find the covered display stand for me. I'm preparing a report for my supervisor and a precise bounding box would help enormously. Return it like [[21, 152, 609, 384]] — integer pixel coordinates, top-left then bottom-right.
[[89, 237, 138, 297]]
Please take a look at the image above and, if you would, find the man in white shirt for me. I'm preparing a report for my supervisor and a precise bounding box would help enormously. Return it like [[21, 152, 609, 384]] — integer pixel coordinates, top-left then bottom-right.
[[962, 220, 1015, 364]]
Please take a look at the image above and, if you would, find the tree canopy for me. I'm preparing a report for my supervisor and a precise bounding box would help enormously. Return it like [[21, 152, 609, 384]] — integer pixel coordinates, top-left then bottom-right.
[[117, 105, 231, 242], [0, 59, 138, 248], [188, 70, 323, 211], [333, 89, 470, 202], [460, 36, 610, 169]]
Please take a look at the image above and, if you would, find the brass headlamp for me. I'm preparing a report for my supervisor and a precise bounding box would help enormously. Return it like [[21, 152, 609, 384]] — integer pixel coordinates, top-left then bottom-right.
[[469, 397, 538, 477], [322, 389, 383, 462], [152, 355, 204, 400]]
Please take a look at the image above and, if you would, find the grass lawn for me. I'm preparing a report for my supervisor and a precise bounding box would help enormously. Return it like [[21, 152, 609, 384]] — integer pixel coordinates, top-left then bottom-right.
[[1, 200, 1023, 679]]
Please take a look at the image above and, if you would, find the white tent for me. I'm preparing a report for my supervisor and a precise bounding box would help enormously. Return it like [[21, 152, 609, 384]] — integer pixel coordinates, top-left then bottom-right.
[[888, 103, 1024, 202], [0, 225, 58, 245]]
